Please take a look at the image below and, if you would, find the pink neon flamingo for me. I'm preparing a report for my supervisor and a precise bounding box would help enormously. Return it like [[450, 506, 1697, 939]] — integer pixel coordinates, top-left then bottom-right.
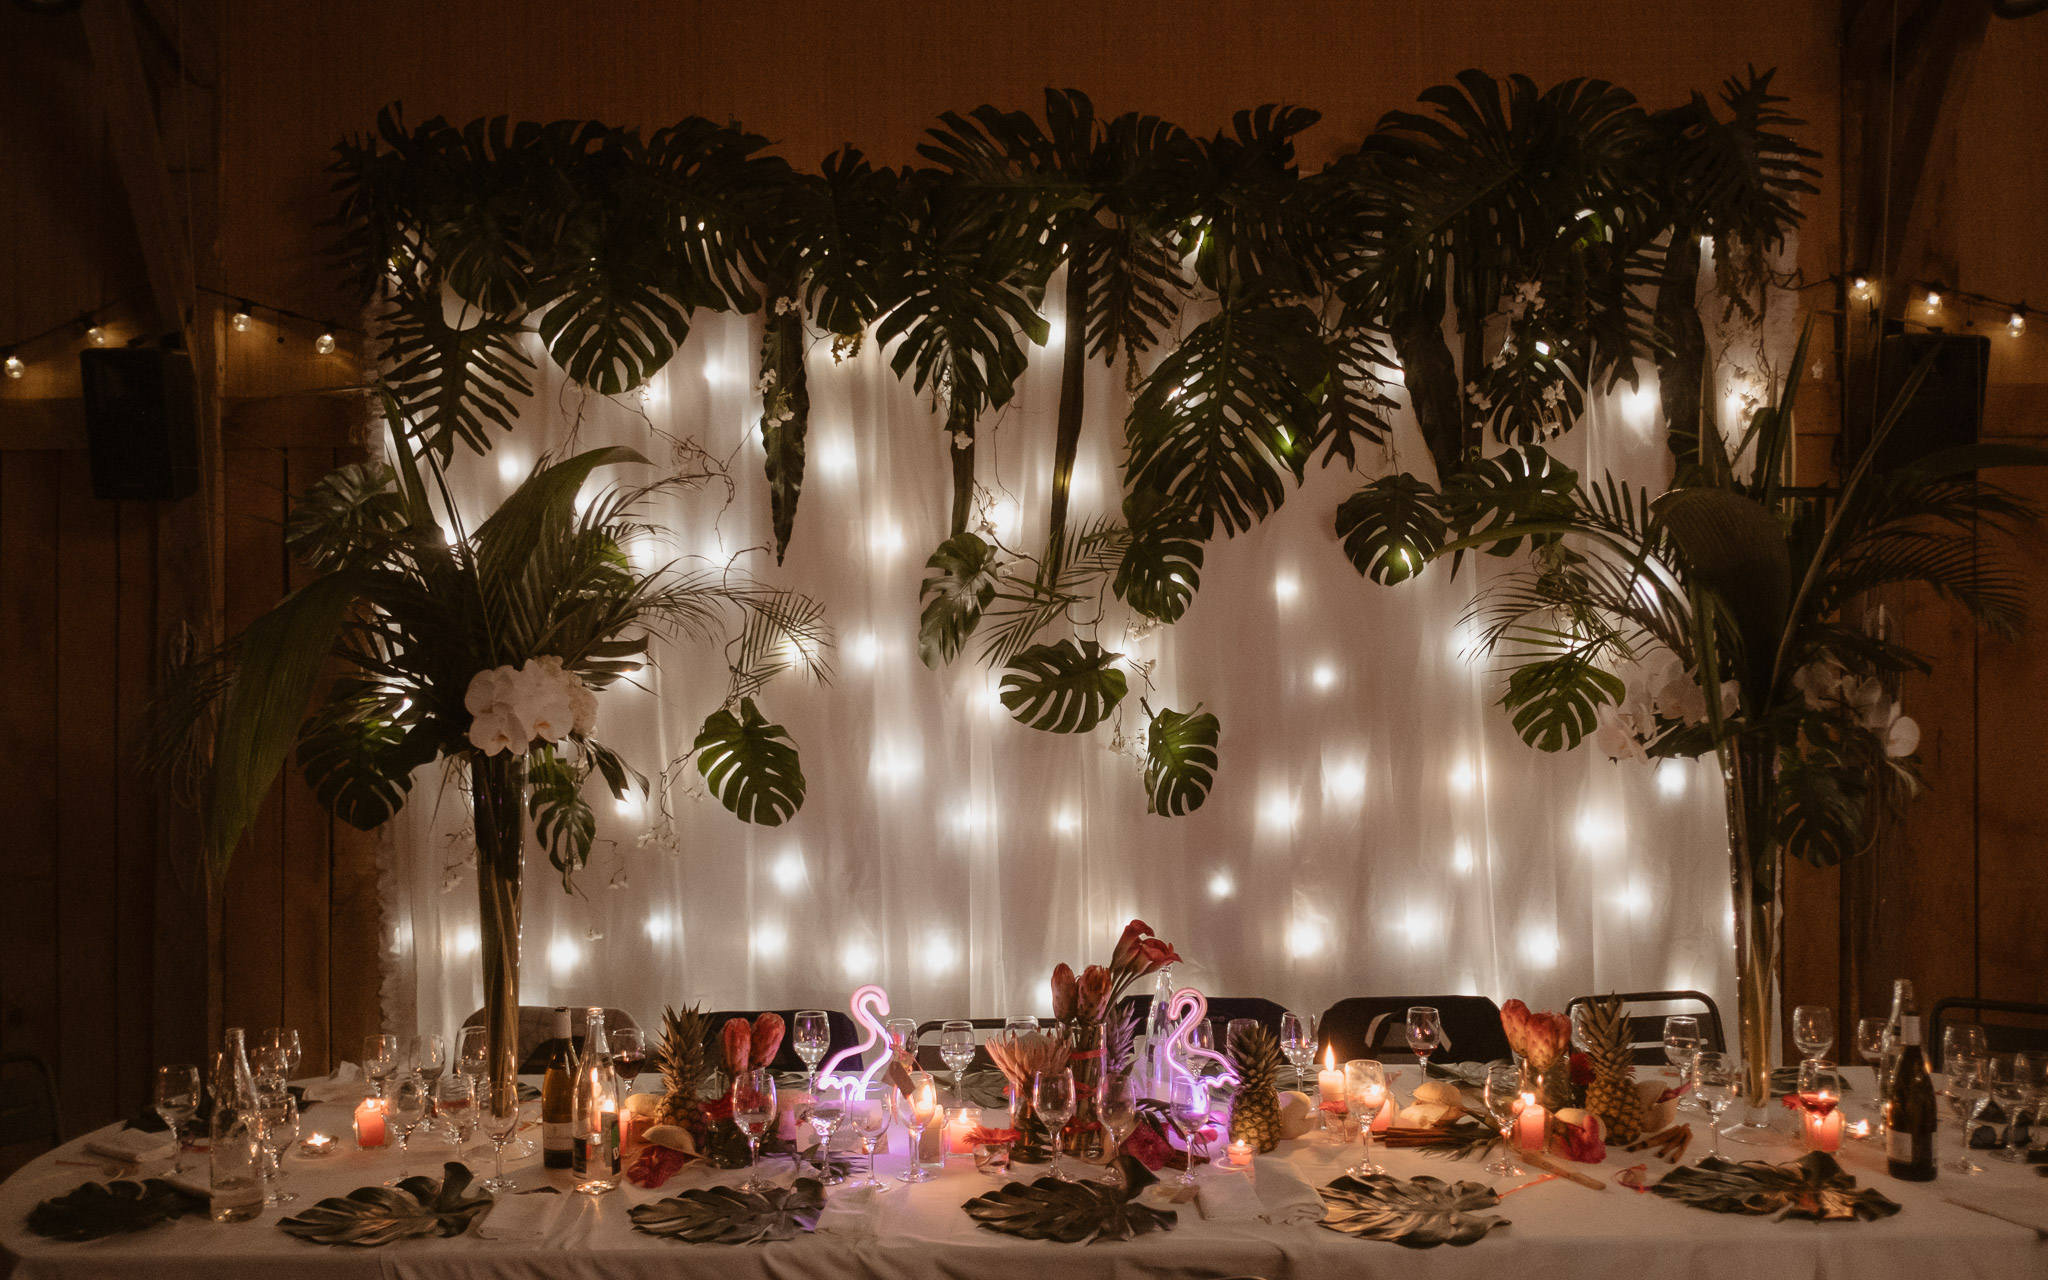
[[1162, 987, 1238, 1093], [817, 984, 893, 1091]]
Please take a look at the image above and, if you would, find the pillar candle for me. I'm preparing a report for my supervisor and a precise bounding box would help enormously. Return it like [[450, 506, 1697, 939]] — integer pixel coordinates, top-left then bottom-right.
[[946, 1106, 982, 1154], [1227, 1139, 1254, 1166], [1317, 1049, 1345, 1111], [353, 1098, 388, 1148], [1800, 1096, 1844, 1153], [1511, 1092, 1547, 1151]]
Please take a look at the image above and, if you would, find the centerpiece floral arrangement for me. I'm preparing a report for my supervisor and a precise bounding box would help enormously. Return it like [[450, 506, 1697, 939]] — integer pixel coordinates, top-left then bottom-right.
[[1043, 921, 1181, 1161]]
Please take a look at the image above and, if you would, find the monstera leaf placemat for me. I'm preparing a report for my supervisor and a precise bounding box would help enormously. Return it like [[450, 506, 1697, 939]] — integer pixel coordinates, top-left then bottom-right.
[[964, 1157, 1173, 1244], [1651, 1152, 1901, 1222], [277, 1161, 492, 1246], [26, 1178, 209, 1241], [628, 1178, 824, 1244], [1317, 1173, 1511, 1247]]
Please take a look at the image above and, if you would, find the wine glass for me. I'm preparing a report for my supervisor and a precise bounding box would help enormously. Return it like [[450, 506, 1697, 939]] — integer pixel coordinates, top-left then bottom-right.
[[610, 1028, 646, 1094], [477, 1054, 523, 1193], [732, 1068, 778, 1191], [794, 1011, 831, 1091], [1279, 1011, 1316, 1089], [1099, 1073, 1140, 1186], [1949, 1055, 1986, 1174], [1792, 1006, 1836, 1062], [1985, 1057, 2028, 1163], [1693, 1051, 1737, 1159], [1482, 1064, 1524, 1176], [1795, 1060, 1841, 1151], [1034, 1068, 1078, 1182], [363, 1034, 401, 1099], [259, 1028, 302, 1082], [1942, 1024, 1988, 1089], [1004, 1015, 1040, 1036], [886, 1017, 918, 1066], [1406, 1008, 1443, 1077], [939, 1022, 976, 1101], [411, 1033, 447, 1095], [1344, 1060, 1388, 1176], [256, 1085, 299, 1205], [385, 1074, 429, 1184], [1166, 1076, 1209, 1188], [896, 1071, 940, 1184], [1227, 1019, 1259, 1059], [1662, 1016, 1703, 1111], [153, 1064, 201, 1175], [805, 1084, 848, 1184], [848, 1082, 894, 1192], [434, 1073, 475, 1152]]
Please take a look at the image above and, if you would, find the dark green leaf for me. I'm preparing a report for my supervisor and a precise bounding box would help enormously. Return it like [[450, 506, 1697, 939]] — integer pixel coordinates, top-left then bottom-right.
[[376, 288, 536, 460], [27, 1180, 209, 1241], [999, 639, 1128, 733], [962, 1168, 1176, 1244], [1144, 704, 1219, 816], [1650, 1152, 1901, 1222], [529, 744, 596, 886], [296, 684, 436, 829], [286, 462, 411, 573], [1115, 490, 1205, 623], [1652, 486, 1792, 685], [1335, 474, 1447, 584], [1441, 446, 1580, 557], [758, 301, 810, 563], [919, 532, 1001, 668], [1774, 749, 1868, 868], [694, 698, 806, 825], [1316, 1173, 1510, 1247], [1500, 655, 1627, 752], [531, 247, 690, 396], [277, 1163, 492, 1246], [629, 1178, 824, 1244]]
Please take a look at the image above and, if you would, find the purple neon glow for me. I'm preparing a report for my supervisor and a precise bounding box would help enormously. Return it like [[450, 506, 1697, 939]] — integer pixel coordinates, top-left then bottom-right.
[[816, 984, 892, 1091], [1162, 986, 1238, 1092]]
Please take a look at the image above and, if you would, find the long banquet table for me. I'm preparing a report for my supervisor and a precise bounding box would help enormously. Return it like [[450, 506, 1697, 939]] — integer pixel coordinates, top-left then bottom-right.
[[4, 1067, 2045, 1279]]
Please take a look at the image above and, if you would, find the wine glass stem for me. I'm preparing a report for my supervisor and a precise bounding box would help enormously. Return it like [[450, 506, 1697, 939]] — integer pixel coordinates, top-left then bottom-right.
[[494, 1142, 506, 1183], [748, 1136, 760, 1179]]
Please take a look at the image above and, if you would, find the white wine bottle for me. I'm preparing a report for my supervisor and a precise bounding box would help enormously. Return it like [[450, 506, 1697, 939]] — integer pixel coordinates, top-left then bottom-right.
[[541, 1007, 576, 1170], [1884, 983, 1938, 1181]]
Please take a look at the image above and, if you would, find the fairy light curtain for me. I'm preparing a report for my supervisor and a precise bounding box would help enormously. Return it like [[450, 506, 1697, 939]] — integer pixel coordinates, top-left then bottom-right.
[[379, 291, 1750, 1043]]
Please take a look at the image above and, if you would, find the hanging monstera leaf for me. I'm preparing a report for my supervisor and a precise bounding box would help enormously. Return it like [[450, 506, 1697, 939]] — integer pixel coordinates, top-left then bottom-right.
[[295, 683, 434, 830], [1334, 474, 1448, 585], [1500, 655, 1627, 752], [1651, 1153, 1901, 1222], [277, 1163, 493, 1247], [27, 1180, 209, 1241], [1143, 704, 1219, 816], [962, 1160, 1173, 1244], [1439, 445, 1580, 558], [1000, 640, 1127, 733], [1114, 490, 1205, 624], [629, 1179, 824, 1244], [528, 744, 598, 887], [757, 299, 811, 563], [694, 698, 806, 825], [1317, 1173, 1510, 1247], [920, 532, 1002, 668], [376, 287, 535, 460]]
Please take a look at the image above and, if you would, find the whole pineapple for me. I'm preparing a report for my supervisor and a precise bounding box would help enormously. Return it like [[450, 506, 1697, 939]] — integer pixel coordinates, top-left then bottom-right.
[[654, 1004, 712, 1137], [1227, 1024, 1285, 1152], [1581, 994, 1645, 1144]]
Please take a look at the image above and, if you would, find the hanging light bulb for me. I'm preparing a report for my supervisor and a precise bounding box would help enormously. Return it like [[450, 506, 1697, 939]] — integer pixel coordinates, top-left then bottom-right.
[[2010, 308, 2028, 336], [230, 302, 253, 333], [1851, 276, 1871, 296], [85, 325, 108, 347], [1924, 290, 1942, 311], [314, 332, 337, 355], [3, 351, 22, 379]]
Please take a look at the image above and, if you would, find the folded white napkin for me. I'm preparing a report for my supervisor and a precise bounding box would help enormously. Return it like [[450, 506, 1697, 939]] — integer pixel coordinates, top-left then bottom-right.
[[1196, 1170, 1262, 1220], [1945, 1186, 2048, 1237], [300, 1062, 364, 1104], [477, 1191, 566, 1241], [1253, 1154, 1324, 1226], [85, 1130, 175, 1164], [816, 1183, 879, 1237]]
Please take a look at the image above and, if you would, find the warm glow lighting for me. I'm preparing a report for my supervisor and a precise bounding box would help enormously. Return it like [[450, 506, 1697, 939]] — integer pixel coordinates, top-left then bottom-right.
[[771, 849, 806, 892], [817, 435, 856, 477], [1534, 340, 1552, 356], [644, 914, 673, 942], [1575, 809, 1623, 853], [2010, 310, 2028, 336], [923, 932, 958, 973], [1851, 276, 1871, 296], [1286, 918, 1326, 958], [85, 326, 108, 347], [850, 631, 881, 668], [1398, 904, 1438, 944], [988, 497, 1021, 542], [1259, 790, 1299, 831], [753, 921, 788, 958], [450, 926, 479, 957], [1311, 662, 1337, 690], [703, 359, 729, 386], [1045, 316, 1065, 346], [1322, 758, 1366, 805], [1615, 880, 1651, 917], [1622, 383, 1657, 428], [951, 801, 990, 835], [870, 521, 905, 558], [1208, 869, 1235, 900], [841, 939, 878, 978], [1448, 759, 1477, 795], [1052, 807, 1080, 835], [497, 453, 523, 483], [548, 937, 581, 975], [1657, 759, 1688, 798], [2, 354, 22, 379], [614, 791, 641, 818], [1452, 839, 1475, 874], [869, 740, 922, 788], [1925, 291, 1942, 310], [1273, 573, 1300, 604], [229, 309, 252, 333], [1520, 925, 1560, 969], [315, 333, 337, 355]]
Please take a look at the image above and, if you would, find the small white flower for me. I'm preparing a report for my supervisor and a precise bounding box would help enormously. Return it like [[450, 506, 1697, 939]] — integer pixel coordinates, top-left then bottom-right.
[[1885, 710, 1921, 757], [756, 370, 778, 392], [952, 430, 974, 450]]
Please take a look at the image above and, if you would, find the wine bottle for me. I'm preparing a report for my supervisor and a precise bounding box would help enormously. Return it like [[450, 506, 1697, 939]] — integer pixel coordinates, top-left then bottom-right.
[[541, 1007, 576, 1170], [1884, 984, 1938, 1181], [1879, 979, 1911, 1109], [571, 1006, 619, 1193]]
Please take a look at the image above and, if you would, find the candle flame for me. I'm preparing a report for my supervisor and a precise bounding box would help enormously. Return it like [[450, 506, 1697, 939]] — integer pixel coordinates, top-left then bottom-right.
[[1325, 1046, 1336, 1070]]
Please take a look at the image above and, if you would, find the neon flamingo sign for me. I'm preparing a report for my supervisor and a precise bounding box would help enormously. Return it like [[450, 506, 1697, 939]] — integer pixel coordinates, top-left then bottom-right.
[[1161, 986, 1237, 1093], [816, 984, 893, 1092]]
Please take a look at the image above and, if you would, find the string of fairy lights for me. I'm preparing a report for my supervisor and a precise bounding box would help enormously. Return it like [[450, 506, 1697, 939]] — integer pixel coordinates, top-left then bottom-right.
[[1848, 273, 2032, 336], [0, 287, 358, 380]]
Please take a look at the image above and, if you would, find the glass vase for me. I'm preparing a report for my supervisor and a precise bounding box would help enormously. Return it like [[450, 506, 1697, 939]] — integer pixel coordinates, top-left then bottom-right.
[[1064, 1016, 1106, 1160], [473, 750, 526, 1117], [1721, 735, 1782, 1143]]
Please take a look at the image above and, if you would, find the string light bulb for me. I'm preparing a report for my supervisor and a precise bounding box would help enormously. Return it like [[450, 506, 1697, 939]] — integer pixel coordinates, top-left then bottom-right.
[[314, 332, 337, 355], [1924, 290, 1942, 311], [1851, 276, 1871, 296], [85, 325, 108, 347], [230, 302, 253, 333], [2010, 308, 2028, 336], [3, 351, 22, 379]]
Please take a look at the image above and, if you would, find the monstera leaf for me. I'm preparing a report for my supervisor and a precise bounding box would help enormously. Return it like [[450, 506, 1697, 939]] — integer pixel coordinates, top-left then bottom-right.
[[1651, 1152, 1901, 1222], [529, 744, 597, 887], [694, 699, 806, 825], [27, 1179, 209, 1241], [1143, 704, 1219, 816], [962, 1160, 1172, 1244], [758, 300, 811, 563], [1317, 1173, 1510, 1247], [999, 640, 1128, 733], [1335, 474, 1448, 585], [295, 690, 433, 830], [1499, 654, 1627, 752], [277, 1163, 492, 1246], [1114, 490, 1205, 624], [920, 532, 1001, 668], [629, 1178, 824, 1244], [375, 288, 536, 460], [1440, 445, 1580, 557]]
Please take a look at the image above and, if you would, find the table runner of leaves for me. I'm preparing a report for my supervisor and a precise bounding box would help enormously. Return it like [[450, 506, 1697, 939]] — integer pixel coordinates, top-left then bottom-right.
[[1650, 1152, 1902, 1222], [26, 1179, 210, 1241], [1317, 1173, 1511, 1247], [276, 1161, 493, 1246], [628, 1178, 824, 1244], [962, 1155, 1173, 1244]]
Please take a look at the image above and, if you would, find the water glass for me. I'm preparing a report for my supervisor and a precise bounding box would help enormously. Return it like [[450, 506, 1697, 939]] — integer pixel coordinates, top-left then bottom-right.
[[478, 1056, 523, 1193], [1693, 1051, 1737, 1159], [456, 1024, 491, 1089], [1792, 1006, 1836, 1061], [1662, 1016, 1702, 1107], [732, 1068, 778, 1191], [433, 1073, 476, 1150], [939, 1021, 976, 1100], [805, 1085, 848, 1184], [1483, 1063, 1524, 1176], [895, 1071, 940, 1184], [363, 1034, 401, 1098], [256, 1086, 299, 1205], [1985, 1057, 2028, 1162], [1344, 1059, 1388, 1176], [1099, 1073, 1140, 1184], [794, 1010, 831, 1088], [1406, 1007, 1443, 1073], [1948, 1054, 1986, 1174], [1943, 1024, 1988, 1084], [258, 1028, 302, 1081], [1003, 1015, 1040, 1036], [1166, 1076, 1210, 1188], [411, 1033, 447, 1092], [1279, 1011, 1317, 1088], [385, 1074, 429, 1184], [1034, 1067, 1078, 1182], [153, 1064, 201, 1175], [848, 1082, 894, 1192]]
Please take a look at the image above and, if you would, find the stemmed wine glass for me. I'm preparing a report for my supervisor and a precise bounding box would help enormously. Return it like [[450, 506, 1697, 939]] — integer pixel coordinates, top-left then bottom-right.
[[385, 1074, 429, 1184], [896, 1072, 940, 1184], [1166, 1076, 1210, 1187], [1034, 1068, 1078, 1182], [1979, 1057, 2028, 1163], [434, 1074, 475, 1152], [1942, 1024, 1988, 1094], [1482, 1064, 1524, 1176], [794, 1011, 831, 1092], [848, 1082, 894, 1192], [411, 1033, 447, 1108], [259, 1028, 302, 1081], [256, 1084, 299, 1205], [364, 1034, 401, 1099], [886, 1017, 918, 1068], [733, 1068, 778, 1191], [805, 1084, 848, 1183], [1003, 1015, 1040, 1036], [1663, 1016, 1702, 1111], [939, 1022, 976, 1102], [1791, 1006, 1836, 1062], [1344, 1060, 1388, 1176], [1099, 1073, 1139, 1187], [1406, 1008, 1443, 1077], [1693, 1052, 1737, 1159], [1279, 1011, 1316, 1090], [478, 1053, 523, 1193], [610, 1027, 646, 1095], [1948, 1054, 1987, 1174], [153, 1064, 201, 1175]]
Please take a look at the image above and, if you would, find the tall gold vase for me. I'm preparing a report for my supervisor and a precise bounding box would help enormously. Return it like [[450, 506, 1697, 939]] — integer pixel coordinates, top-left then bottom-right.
[[472, 751, 526, 1114], [1719, 736, 1782, 1133]]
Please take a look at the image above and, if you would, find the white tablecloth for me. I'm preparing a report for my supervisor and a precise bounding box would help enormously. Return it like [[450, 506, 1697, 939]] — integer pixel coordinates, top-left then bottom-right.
[[4, 1070, 2044, 1279]]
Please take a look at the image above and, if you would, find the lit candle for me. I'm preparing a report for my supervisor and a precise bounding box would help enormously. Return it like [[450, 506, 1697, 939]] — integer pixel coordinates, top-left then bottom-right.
[[1317, 1047, 1346, 1112], [1228, 1139, 1254, 1166], [946, 1106, 982, 1154], [912, 1078, 940, 1127], [354, 1098, 388, 1148], [299, 1132, 336, 1157], [1511, 1091, 1547, 1151], [1363, 1084, 1391, 1132], [1799, 1093, 1844, 1153], [1847, 1118, 1872, 1141]]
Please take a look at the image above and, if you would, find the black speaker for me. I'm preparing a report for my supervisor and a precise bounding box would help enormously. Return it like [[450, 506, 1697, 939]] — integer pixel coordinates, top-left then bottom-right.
[[79, 347, 200, 501], [1872, 331, 1988, 473]]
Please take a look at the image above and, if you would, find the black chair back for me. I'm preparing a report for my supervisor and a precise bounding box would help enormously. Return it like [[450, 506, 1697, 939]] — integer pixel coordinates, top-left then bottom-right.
[[1116, 996, 1291, 1049], [1564, 990, 1725, 1066], [704, 1010, 861, 1075], [1317, 996, 1511, 1064], [1929, 998, 2048, 1070], [0, 1054, 62, 1150], [912, 1019, 1013, 1073]]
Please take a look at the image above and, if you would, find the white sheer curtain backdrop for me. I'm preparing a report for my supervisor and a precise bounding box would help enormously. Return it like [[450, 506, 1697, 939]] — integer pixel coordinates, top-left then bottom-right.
[[379, 288, 1745, 1044]]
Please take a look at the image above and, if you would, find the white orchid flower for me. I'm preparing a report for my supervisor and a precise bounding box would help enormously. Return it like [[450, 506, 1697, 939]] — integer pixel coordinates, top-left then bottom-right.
[[1885, 705, 1921, 758]]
